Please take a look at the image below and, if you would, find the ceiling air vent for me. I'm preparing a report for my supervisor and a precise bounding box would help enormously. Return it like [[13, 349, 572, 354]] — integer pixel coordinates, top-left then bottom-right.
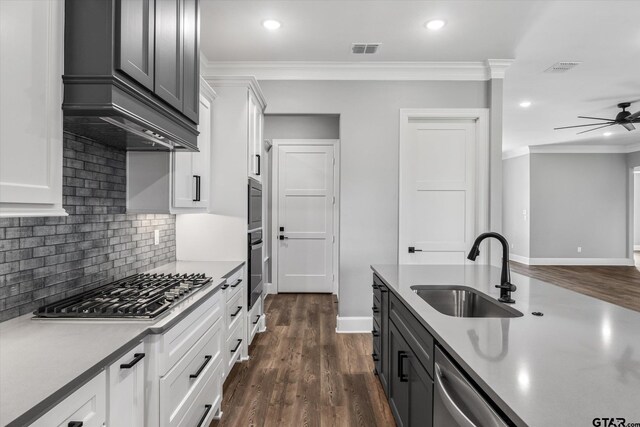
[[544, 61, 581, 73], [352, 43, 380, 54]]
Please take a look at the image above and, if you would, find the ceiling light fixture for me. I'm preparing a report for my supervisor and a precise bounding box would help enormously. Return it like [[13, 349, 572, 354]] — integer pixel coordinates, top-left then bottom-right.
[[262, 19, 281, 30], [425, 19, 446, 31], [603, 132, 613, 136], [519, 101, 532, 108]]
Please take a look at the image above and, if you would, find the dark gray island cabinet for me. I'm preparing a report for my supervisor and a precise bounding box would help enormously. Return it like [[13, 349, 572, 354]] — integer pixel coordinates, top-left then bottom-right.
[[372, 273, 511, 427]]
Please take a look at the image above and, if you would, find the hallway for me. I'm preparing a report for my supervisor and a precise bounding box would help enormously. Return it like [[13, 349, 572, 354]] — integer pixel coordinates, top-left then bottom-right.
[[211, 294, 395, 427]]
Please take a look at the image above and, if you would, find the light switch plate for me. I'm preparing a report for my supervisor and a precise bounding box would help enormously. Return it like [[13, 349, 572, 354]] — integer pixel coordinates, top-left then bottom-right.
[[154, 229, 160, 245]]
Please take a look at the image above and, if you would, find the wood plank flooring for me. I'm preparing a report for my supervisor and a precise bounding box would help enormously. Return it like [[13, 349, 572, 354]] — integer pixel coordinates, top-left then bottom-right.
[[511, 254, 640, 312], [211, 294, 396, 427]]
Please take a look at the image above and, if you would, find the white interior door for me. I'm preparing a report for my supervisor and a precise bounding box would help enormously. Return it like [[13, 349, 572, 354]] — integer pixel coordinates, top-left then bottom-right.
[[277, 145, 334, 293], [399, 120, 477, 264]]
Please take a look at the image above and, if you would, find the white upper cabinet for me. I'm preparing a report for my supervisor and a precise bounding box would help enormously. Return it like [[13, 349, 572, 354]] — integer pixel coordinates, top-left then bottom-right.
[[247, 91, 265, 183], [0, 0, 66, 217], [127, 79, 215, 214]]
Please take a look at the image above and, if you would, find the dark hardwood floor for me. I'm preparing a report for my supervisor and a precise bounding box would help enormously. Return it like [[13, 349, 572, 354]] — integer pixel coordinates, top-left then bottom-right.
[[211, 294, 396, 427], [511, 252, 640, 312]]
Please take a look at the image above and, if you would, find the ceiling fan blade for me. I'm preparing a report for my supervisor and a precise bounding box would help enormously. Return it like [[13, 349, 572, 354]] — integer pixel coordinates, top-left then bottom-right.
[[576, 123, 616, 135], [621, 122, 636, 131], [554, 122, 614, 130], [577, 116, 615, 121], [626, 111, 640, 121]]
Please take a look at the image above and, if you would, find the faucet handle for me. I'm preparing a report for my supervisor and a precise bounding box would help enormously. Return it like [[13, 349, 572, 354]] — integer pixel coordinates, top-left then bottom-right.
[[495, 282, 517, 292]]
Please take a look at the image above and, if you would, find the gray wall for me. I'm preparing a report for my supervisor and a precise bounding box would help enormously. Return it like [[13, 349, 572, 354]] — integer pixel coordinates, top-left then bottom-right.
[[529, 153, 628, 259], [502, 155, 530, 258], [259, 80, 489, 317], [0, 133, 176, 320], [635, 172, 640, 247], [264, 114, 340, 140]]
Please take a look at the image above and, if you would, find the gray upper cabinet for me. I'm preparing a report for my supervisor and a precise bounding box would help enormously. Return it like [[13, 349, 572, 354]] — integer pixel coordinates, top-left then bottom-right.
[[114, 0, 155, 90], [63, 0, 200, 151], [154, 0, 184, 111], [182, 0, 200, 123]]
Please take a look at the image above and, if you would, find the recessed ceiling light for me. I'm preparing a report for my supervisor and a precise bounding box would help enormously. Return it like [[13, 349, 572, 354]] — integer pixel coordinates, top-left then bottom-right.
[[519, 101, 532, 108], [603, 132, 613, 136], [425, 19, 446, 31], [262, 19, 281, 30]]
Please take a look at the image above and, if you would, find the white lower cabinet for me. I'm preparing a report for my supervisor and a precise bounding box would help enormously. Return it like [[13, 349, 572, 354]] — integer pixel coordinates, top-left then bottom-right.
[[248, 295, 264, 345], [31, 372, 106, 427], [107, 343, 145, 427], [177, 358, 222, 427], [160, 318, 223, 427]]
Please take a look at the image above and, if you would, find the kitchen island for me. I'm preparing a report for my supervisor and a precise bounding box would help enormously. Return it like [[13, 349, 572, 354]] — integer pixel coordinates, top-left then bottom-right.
[[371, 264, 640, 427]]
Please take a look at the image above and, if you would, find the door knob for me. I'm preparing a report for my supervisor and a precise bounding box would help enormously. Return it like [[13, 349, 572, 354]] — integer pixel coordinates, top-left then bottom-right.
[[279, 235, 289, 240], [408, 246, 423, 253]]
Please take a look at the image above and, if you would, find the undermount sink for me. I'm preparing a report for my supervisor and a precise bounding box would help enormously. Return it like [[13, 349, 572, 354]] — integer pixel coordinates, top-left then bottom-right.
[[411, 285, 523, 318]]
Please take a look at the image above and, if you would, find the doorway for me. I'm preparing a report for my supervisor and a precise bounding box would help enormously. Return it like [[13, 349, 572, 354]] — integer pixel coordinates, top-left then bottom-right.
[[634, 168, 640, 267], [398, 109, 490, 265], [271, 139, 340, 294]]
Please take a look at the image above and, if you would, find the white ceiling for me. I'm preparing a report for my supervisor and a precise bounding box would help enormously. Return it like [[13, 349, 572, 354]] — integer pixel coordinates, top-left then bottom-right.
[[200, 0, 640, 151]]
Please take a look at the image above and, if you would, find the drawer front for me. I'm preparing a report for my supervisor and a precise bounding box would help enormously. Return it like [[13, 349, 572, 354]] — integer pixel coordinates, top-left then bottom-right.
[[372, 280, 382, 304], [108, 342, 145, 427], [160, 290, 222, 375], [225, 285, 244, 332], [372, 296, 381, 328], [372, 317, 381, 354], [223, 269, 244, 301], [31, 371, 106, 427], [248, 294, 262, 344], [177, 358, 222, 427], [226, 319, 244, 372], [160, 317, 223, 427], [390, 294, 434, 378]]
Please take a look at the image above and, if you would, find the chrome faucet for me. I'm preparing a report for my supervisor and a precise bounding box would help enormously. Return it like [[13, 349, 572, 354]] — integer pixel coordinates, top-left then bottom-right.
[[467, 232, 517, 304]]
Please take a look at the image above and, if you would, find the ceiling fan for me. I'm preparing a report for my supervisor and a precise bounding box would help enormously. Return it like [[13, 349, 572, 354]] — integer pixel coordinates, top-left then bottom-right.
[[554, 102, 640, 135]]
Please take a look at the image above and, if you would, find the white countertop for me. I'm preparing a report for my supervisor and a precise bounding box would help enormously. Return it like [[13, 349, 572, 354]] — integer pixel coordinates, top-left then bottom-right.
[[371, 264, 640, 427], [0, 260, 243, 427]]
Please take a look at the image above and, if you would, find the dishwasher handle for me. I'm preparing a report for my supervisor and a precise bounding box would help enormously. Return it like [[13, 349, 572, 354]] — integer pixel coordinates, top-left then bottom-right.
[[435, 362, 507, 427]]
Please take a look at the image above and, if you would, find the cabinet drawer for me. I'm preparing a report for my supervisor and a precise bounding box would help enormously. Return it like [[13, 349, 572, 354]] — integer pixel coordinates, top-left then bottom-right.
[[159, 290, 222, 375], [390, 294, 434, 378], [31, 371, 106, 427], [226, 285, 244, 332], [226, 320, 244, 373], [160, 317, 223, 427], [372, 317, 381, 355], [248, 294, 262, 344], [177, 358, 222, 427], [372, 298, 381, 328]]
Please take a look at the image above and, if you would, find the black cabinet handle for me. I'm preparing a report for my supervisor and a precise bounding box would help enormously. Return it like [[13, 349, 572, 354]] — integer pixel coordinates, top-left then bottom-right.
[[120, 353, 145, 369], [231, 339, 242, 353], [189, 355, 212, 379], [398, 351, 409, 382], [372, 329, 380, 337], [380, 287, 388, 293], [372, 352, 379, 362], [230, 306, 242, 317], [372, 306, 379, 314], [252, 314, 260, 325], [256, 154, 261, 176], [196, 404, 213, 427], [68, 422, 83, 427], [372, 283, 379, 290], [192, 175, 201, 202], [230, 279, 242, 288], [221, 284, 229, 290]]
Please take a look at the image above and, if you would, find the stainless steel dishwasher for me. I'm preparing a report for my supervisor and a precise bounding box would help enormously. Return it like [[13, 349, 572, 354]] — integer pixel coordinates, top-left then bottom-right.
[[434, 347, 508, 427]]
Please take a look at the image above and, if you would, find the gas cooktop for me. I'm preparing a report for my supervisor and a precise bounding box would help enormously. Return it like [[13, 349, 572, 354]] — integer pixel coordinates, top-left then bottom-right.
[[33, 273, 212, 319]]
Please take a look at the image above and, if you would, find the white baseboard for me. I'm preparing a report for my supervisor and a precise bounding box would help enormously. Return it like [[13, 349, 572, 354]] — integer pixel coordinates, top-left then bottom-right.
[[335, 316, 372, 333], [263, 282, 277, 295], [511, 256, 634, 266], [634, 245, 640, 251]]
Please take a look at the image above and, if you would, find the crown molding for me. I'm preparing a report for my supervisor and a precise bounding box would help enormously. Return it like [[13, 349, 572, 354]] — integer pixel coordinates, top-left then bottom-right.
[[486, 59, 515, 79], [200, 58, 516, 81], [202, 75, 267, 111], [199, 77, 217, 101], [503, 143, 640, 159]]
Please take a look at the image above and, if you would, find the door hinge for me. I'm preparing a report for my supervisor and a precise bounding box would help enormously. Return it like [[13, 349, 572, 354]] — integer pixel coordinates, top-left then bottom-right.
[[332, 157, 336, 166], [332, 196, 336, 205], [332, 274, 335, 282], [332, 235, 335, 243]]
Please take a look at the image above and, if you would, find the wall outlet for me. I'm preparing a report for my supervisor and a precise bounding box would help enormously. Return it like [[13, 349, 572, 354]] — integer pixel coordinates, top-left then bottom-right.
[[154, 229, 160, 245], [577, 246, 582, 253]]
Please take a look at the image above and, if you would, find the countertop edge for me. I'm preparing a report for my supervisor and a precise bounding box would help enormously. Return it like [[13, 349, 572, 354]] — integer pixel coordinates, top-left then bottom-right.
[[370, 265, 528, 427], [3, 262, 244, 427]]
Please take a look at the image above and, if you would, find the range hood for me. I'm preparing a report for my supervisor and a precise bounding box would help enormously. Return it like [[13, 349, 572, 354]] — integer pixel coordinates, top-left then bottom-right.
[[62, 0, 200, 152]]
